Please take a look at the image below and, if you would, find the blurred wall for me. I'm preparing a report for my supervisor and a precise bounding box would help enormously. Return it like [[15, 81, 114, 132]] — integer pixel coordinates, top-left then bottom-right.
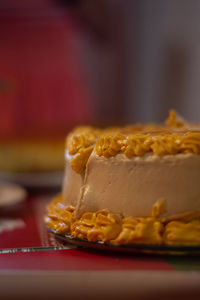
[[1, 0, 200, 131], [80, 0, 200, 123], [133, 0, 200, 122]]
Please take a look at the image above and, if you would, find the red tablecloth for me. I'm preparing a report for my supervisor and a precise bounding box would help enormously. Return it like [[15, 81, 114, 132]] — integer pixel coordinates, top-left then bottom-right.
[[0, 194, 200, 300]]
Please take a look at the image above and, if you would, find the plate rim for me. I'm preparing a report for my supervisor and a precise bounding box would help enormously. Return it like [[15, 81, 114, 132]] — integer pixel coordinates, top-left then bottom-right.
[[47, 227, 200, 254]]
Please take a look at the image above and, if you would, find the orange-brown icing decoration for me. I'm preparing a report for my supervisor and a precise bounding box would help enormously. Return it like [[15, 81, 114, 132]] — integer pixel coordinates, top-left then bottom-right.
[[113, 218, 164, 245], [96, 131, 200, 158], [95, 133, 124, 158], [65, 111, 200, 174], [152, 199, 166, 218], [44, 195, 200, 246], [66, 127, 100, 174], [66, 127, 100, 155], [71, 210, 122, 242], [164, 221, 200, 245], [44, 194, 74, 234], [70, 146, 94, 174], [165, 109, 185, 128]]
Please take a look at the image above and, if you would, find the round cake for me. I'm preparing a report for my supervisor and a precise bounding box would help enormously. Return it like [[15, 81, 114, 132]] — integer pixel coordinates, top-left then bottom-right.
[[45, 111, 200, 245]]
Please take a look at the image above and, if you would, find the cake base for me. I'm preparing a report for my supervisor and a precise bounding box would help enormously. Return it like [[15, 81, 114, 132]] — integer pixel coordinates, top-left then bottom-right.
[[45, 195, 200, 247]]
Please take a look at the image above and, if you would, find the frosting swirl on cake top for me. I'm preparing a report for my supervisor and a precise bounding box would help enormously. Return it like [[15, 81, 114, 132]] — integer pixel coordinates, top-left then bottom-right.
[[66, 110, 200, 174]]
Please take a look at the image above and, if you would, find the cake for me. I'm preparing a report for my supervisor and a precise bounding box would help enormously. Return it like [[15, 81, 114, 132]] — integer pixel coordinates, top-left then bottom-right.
[[45, 111, 200, 245]]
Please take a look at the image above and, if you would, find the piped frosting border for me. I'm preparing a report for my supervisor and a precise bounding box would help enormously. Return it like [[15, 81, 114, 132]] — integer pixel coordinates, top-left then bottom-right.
[[45, 195, 200, 246]]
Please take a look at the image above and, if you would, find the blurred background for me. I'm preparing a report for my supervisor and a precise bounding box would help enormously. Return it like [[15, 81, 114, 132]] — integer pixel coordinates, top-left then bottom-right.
[[1, 0, 200, 188]]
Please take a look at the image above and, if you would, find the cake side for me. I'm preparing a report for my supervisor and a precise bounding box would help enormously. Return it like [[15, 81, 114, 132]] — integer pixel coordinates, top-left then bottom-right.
[[75, 151, 200, 219], [62, 150, 83, 208]]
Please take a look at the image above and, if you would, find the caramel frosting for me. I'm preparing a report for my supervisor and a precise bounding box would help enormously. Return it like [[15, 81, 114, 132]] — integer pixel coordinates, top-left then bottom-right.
[[74, 152, 200, 219]]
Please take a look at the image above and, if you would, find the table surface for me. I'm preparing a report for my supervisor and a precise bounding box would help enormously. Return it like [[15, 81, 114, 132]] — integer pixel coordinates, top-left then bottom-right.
[[0, 194, 200, 299]]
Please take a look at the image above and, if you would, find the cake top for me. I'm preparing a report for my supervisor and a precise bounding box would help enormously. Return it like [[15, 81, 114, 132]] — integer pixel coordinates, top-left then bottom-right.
[[66, 110, 200, 174]]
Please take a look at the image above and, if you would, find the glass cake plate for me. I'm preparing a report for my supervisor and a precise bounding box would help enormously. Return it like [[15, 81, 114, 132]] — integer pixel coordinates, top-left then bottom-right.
[[48, 228, 200, 256]]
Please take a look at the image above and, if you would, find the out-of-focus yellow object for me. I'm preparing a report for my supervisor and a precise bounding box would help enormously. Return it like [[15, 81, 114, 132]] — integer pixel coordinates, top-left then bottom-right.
[[0, 138, 65, 173]]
